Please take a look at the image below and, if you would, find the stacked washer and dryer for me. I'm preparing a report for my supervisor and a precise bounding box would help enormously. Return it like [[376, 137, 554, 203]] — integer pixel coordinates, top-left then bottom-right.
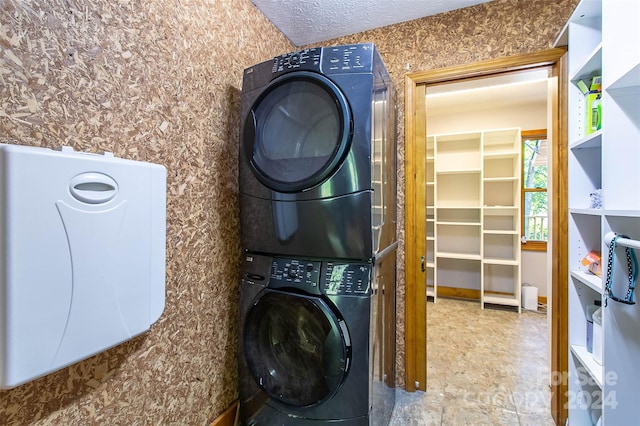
[[237, 43, 397, 425]]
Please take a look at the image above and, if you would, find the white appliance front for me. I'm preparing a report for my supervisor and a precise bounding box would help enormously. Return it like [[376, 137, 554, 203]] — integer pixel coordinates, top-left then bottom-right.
[[0, 144, 166, 389]]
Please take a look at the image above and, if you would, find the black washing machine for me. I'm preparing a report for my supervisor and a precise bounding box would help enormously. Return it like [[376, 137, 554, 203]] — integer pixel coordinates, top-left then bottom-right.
[[238, 252, 395, 425], [239, 43, 396, 260]]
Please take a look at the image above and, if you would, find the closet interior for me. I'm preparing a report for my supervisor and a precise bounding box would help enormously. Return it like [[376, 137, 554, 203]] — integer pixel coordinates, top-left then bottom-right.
[[425, 69, 551, 314]]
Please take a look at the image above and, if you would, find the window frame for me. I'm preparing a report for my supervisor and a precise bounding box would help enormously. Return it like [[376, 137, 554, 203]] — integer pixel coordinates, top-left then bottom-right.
[[521, 129, 548, 252]]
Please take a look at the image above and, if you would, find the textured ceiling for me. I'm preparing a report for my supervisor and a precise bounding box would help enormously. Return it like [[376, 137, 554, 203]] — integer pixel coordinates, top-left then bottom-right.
[[251, 0, 494, 46]]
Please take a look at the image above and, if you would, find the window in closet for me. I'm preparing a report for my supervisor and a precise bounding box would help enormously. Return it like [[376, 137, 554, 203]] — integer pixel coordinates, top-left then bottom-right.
[[521, 129, 548, 251]]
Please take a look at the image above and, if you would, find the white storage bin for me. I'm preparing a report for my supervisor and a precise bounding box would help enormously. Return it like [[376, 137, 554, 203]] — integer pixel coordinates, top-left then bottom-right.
[[593, 307, 603, 365], [522, 284, 538, 311]]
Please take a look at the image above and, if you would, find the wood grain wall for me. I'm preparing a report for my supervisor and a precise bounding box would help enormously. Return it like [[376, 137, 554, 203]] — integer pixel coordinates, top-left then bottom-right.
[[314, 0, 579, 389], [0, 0, 292, 424], [0, 0, 578, 424]]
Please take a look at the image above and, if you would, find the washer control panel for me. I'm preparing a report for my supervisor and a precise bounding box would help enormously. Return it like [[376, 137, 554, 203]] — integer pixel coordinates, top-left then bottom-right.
[[322, 262, 371, 296], [266, 257, 372, 296], [269, 258, 322, 294]]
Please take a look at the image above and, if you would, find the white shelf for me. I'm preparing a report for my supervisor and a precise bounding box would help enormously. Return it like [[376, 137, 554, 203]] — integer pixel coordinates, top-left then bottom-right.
[[603, 209, 640, 218], [483, 230, 518, 235], [555, 0, 602, 47], [436, 252, 482, 261], [483, 151, 518, 159], [603, 0, 640, 94], [606, 62, 640, 94], [483, 204, 517, 209], [570, 345, 603, 389], [437, 204, 481, 209], [569, 208, 602, 216], [483, 258, 518, 266], [436, 168, 481, 175], [483, 177, 517, 183], [483, 294, 520, 307], [436, 221, 481, 226], [570, 42, 602, 82], [484, 206, 518, 214], [569, 130, 602, 150], [570, 270, 603, 294], [437, 206, 481, 210]]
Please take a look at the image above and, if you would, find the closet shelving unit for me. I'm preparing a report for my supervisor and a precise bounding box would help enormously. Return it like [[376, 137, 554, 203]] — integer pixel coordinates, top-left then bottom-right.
[[482, 129, 521, 311], [434, 131, 482, 307], [428, 128, 521, 311], [559, 0, 640, 423], [426, 136, 436, 299], [560, 2, 604, 423]]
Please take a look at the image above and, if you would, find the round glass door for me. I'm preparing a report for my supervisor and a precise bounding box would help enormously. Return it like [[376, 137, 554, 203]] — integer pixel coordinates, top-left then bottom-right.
[[243, 289, 351, 407], [244, 71, 352, 192]]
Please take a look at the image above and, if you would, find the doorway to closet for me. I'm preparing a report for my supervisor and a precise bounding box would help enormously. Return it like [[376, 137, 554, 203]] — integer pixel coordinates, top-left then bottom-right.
[[404, 48, 569, 425], [425, 68, 549, 309]]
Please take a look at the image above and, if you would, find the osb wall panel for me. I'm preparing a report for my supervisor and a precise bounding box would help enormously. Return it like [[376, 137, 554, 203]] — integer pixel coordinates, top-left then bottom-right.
[[0, 0, 292, 424], [313, 0, 579, 389]]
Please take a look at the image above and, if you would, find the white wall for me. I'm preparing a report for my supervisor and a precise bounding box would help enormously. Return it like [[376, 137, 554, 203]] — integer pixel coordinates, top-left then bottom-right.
[[522, 250, 548, 297], [427, 102, 547, 135], [427, 89, 549, 298]]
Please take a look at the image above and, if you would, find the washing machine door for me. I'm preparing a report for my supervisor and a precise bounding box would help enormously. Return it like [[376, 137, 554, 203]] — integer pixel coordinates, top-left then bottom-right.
[[244, 71, 352, 193], [243, 289, 351, 408]]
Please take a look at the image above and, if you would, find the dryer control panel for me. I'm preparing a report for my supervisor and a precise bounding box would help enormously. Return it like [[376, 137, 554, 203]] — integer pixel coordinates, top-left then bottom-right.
[[269, 43, 375, 78], [322, 44, 373, 73], [271, 48, 322, 75]]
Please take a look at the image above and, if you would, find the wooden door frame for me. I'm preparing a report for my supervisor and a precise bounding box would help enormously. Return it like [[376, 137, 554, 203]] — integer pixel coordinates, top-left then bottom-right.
[[403, 48, 569, 424]]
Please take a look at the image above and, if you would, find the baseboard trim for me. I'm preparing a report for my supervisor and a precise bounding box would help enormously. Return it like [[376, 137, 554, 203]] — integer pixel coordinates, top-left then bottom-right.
[[434, 286, 547, 305], [211, 400, 239, 426], [435, 286, 481, 300]]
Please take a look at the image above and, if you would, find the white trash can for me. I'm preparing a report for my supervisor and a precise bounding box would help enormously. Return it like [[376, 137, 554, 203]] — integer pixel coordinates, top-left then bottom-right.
[[522, 284, 539, 311]]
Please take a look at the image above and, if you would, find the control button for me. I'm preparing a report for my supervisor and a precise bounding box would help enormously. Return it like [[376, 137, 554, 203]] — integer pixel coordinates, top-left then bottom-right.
[[289, 54, 300, 65], [288, 264, 299, 278]]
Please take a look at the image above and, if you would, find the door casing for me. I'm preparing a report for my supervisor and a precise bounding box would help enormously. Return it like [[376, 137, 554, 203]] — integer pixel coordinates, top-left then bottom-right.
[[403, 48, 569, 425]]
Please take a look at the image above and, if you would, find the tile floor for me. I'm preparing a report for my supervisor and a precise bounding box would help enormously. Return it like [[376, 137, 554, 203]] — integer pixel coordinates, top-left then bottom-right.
[[390, 297, 554, 426]]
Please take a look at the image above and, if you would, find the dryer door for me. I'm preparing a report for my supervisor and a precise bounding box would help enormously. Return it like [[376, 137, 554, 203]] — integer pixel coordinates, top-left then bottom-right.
[[243, 289, 351, 408], [244, 71, 352, 193]]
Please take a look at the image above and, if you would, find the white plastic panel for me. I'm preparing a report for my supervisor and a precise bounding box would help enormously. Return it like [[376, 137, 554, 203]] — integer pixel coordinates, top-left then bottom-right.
[[0, 144, 166, 389]]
